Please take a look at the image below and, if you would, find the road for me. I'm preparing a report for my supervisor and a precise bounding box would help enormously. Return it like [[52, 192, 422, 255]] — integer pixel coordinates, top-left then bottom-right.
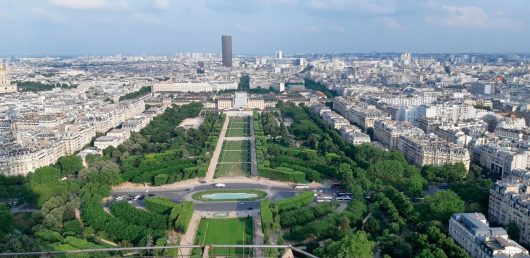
[[111, 182, 299, 212]]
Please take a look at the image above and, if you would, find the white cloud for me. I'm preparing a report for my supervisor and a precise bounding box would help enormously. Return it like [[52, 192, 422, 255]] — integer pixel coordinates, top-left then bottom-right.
[[31, 7, 65, 22], [306, 0, 394, 14], [331, 26, 346, 32], [48, 0, 128, 10], [304, 26, 319, 32], [154, 0, 171, 10], [235, 24, 252, 34], [437, 5, 517, 29], [134, 13, 162, 24], [375, 17, 401, 29]]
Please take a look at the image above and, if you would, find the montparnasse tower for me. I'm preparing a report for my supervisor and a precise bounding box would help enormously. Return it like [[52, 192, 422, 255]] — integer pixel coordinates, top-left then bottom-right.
[[0, 62, 17, 94]]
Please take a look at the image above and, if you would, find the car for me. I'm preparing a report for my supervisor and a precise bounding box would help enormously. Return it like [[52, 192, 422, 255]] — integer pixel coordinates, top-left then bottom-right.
[[214, 183, 226, 188], [185, 188, 192, 191], [247, 207, 254, 210], [440, 183, 449, 189], [134, 195, 144, 201], [115, 196, 124, 201], [148, 193, 155, 197], [238, 202, 245, 205]]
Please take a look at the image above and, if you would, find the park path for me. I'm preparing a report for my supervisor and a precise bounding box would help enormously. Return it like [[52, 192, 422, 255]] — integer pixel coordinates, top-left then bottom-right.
[[253, 214, 264, 257], [178, 211, 202, 257], [204, 115, 229, 182], [248, 116, 258, 177]]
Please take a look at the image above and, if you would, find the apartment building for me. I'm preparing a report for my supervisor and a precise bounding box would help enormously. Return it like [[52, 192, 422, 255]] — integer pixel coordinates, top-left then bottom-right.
[[373, 120, 424, 149], [435, 126, 473, 146], [348, 107, 391, 130], [397, 134, 471, 170], [152, 81, 238, 93], [489, 177, 530, 246], [449, 213, 529, 258], [473, 144, 529, 176], [339, 125, 370, 145]]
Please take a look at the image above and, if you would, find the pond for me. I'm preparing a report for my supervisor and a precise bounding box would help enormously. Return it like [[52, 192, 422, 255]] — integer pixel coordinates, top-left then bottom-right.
[[200, 193, 258, 200]]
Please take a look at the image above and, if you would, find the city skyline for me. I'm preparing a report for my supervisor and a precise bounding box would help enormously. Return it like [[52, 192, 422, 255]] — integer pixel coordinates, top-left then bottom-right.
[[1, 0, 529, 56]]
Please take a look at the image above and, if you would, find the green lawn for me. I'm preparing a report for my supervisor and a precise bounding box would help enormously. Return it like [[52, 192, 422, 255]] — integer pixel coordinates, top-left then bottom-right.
[[226, 117, 251, 137], [215, 140, 251, 177], [194, 218, 253, 256], [223, 140, 250, 150], [215, 163, 250, 177], [219, 150, 250, 163]]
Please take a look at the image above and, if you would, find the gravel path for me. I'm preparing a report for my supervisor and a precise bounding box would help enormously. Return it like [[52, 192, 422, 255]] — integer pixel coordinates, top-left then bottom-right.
[[178, 211, 201, 257], [204, 116, 229, 182]]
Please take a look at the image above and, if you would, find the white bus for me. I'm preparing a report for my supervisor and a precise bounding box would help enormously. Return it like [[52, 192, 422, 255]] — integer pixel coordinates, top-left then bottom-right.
[[336, 196, 352, 202], [294, 184, 310, 190], [316, 196, 333, 203]]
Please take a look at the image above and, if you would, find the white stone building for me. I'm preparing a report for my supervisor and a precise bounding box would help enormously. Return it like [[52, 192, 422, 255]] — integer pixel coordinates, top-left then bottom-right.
[[449, 213, 529, 258]]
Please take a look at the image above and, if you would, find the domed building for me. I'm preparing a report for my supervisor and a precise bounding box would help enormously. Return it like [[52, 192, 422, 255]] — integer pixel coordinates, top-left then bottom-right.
[[0, 64, 17, 94]]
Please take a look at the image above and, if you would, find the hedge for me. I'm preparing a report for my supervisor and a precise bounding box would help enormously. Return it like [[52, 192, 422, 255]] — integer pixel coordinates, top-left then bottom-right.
[[174, 201, 194, 233], [35, 229, 63, 242], [260, 200, 273, 233], [154, 174, 168, 186], [109, 201, 167, 230], [259, 166, 305, 182], [279, 202, 334, 227], [145, 197, 179, 214], [63, 236, 106, 250], [81, 201, 147, 244], [274, 191, 314, 212]]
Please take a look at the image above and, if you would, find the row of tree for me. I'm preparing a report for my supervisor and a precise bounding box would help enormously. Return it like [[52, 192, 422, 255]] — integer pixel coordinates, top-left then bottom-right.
[[119, 86, 151, 101]]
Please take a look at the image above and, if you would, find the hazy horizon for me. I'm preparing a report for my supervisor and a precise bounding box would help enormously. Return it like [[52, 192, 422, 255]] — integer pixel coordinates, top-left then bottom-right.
[[1, 0, 529, 56]]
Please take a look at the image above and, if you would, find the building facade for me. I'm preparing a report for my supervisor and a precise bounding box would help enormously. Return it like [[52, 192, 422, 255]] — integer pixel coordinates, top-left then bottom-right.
[[449, 213, 529, 258], [0, 64, 17, 94], [222, 35, 233, 67], [489, 177, 530, 246]]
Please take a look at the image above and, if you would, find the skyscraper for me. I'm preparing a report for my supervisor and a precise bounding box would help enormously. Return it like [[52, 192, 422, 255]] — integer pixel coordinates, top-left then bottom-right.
[[221, 35, 232, 67]]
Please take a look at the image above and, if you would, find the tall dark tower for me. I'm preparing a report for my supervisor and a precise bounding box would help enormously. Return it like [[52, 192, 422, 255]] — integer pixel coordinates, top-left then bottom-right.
[[221, 35, 232, 67]]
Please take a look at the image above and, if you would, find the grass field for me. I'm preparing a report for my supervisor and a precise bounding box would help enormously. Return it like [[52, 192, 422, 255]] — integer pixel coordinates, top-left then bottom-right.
[[226, 117, 251, 137], [194, 218, 253, 256], [215, 140, 250, 177], [215, 162, 250, 177]]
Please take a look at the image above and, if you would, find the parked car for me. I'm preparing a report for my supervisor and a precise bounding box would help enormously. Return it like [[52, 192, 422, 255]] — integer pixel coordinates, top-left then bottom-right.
[[214, 183, 226, 188]]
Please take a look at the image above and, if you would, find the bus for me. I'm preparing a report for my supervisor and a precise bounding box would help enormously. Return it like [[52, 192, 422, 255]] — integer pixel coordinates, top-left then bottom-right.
[[294, 184, 310, 190], [336, 196, 352, 202], [316, 196, 333, 202]]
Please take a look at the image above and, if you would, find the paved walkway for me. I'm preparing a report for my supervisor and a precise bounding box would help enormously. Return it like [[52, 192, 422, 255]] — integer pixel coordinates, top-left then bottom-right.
[[253, 214, 264, 257], [178, 211, 202, 257], [204, 116, 229, 182], [249, 116, 258, 177]]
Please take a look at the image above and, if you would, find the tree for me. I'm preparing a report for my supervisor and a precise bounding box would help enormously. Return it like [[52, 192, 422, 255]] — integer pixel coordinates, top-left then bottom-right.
[[0, 204, 14, 233], [316, 231, 375, 258], [58, 155, 84, 176], [425, 190, 465, 223], [507, 221, 521, 242]]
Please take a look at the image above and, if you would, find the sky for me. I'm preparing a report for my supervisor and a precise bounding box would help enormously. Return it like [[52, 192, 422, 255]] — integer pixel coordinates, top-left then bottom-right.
[[0, 0, 529, 56]]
